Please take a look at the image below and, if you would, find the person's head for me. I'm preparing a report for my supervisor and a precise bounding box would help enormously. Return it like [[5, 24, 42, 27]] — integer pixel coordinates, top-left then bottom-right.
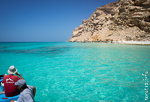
[[7, 65, 17, 75], [15, 79, 28, 91]]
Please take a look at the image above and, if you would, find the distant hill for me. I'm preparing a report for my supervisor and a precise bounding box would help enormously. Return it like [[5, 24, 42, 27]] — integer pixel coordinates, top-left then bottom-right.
[[68, 0, 150, 43]]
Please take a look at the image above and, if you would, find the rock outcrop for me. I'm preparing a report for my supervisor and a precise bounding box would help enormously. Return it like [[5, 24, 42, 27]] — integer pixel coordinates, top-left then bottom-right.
[[68, 0, 150, 42]]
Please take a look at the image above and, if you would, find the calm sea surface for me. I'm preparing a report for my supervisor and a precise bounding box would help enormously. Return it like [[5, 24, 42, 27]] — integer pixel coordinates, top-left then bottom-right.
[[0, 42, 150, 102]]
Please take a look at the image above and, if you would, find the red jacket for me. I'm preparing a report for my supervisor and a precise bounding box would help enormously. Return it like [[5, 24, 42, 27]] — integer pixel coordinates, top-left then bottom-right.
[[2, 75, 20, 97]]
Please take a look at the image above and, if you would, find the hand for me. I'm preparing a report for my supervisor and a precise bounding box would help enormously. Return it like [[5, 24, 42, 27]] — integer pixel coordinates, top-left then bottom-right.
[[15, 72, 20, 75], [15, 72, 24, 79]]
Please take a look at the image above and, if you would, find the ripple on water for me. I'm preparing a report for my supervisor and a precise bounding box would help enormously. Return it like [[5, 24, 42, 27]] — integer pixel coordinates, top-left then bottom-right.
[[0, 42, 149, 102]]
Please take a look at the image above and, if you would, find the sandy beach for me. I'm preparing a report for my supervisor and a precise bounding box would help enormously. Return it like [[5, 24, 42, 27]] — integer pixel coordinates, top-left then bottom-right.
[[117, 41, 150, 45]]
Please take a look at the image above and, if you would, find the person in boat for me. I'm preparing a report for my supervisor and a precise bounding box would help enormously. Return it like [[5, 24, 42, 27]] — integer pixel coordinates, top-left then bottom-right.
[[2, 65, 24, 97], [10, 79, 36, 102]]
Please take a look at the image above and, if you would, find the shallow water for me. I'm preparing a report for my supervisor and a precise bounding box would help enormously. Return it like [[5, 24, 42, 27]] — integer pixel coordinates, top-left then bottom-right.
[[0, 42, 149, 102]]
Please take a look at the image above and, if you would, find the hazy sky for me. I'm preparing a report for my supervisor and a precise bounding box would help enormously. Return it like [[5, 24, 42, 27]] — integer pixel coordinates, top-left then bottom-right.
[[0, 0, 116, 42]]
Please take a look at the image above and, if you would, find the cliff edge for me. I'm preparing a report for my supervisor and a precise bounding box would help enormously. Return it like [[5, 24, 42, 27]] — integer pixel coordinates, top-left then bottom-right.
[[68, 0, 150, 43]]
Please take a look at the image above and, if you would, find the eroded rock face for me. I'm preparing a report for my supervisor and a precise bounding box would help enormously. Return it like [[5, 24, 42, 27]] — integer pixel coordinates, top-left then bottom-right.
[[68, 0, 150, 42]]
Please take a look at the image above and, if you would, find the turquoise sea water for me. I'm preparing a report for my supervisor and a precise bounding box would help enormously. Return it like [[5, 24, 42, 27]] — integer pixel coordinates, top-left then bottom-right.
[[0, 42, 150, 102]]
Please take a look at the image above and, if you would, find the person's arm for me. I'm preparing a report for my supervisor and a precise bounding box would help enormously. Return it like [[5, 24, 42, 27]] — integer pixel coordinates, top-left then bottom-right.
[[18, 74, 24, 79], [15, 72, 24, 79], [33, 86, 36, 96]]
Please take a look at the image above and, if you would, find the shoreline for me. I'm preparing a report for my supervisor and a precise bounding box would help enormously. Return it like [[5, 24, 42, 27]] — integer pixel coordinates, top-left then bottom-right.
[[116, 41, 150, 45], [68, 41, 150, 45]]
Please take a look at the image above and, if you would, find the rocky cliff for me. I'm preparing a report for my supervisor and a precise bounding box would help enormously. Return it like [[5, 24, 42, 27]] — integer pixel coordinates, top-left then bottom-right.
[[68, 0, 150, 42]]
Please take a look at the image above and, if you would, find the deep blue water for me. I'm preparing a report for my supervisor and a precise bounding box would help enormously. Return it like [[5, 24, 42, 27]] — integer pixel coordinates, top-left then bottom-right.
[[0, 42, 150, 102]]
